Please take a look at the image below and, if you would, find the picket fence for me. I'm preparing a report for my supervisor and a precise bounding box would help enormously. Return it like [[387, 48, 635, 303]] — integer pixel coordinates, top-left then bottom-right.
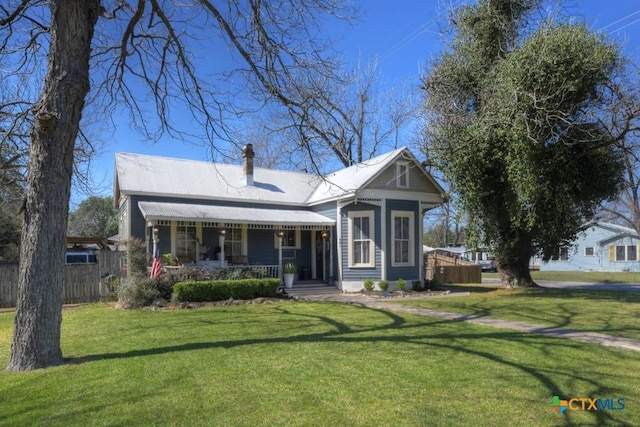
[[0, 261, 107, 308]]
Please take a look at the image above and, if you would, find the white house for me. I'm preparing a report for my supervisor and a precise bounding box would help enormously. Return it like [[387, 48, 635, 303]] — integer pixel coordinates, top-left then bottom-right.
[[540, 222, 640, 272]]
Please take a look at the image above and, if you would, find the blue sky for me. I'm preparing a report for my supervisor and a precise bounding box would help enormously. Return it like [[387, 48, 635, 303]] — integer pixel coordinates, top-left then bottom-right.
[[76, 0, 640, 207]]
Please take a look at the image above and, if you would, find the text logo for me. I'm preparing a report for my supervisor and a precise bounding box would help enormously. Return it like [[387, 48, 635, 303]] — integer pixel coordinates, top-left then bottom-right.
[[551, 396, 625, 413]]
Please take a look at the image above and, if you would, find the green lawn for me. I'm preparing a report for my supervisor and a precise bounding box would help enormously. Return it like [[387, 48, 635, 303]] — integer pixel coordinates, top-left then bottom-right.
[[398, 285, 640, 341], [484, 270, 640, 283], [1, 301, 639, 426]]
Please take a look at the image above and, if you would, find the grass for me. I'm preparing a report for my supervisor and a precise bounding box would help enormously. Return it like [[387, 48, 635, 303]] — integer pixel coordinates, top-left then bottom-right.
[[397, 285, 640, 340], [483, 270, 640, 283], [1, 301, 639, 426]]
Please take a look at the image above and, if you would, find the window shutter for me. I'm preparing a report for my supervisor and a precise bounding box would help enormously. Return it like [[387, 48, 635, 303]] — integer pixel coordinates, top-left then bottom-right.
[[609, 245, 615, 262]]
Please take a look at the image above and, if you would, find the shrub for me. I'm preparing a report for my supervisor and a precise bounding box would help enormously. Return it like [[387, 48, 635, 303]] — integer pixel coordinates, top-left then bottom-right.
[[173, 278, 281, 302], [412, 280, 423, 292], [118, 275, 180, 309], [363, 278, 375, 292], [396, 278, 407, 292], [378, 280, 389, 292], [429, 277, 441, 288], [124, 238, 148, 276]]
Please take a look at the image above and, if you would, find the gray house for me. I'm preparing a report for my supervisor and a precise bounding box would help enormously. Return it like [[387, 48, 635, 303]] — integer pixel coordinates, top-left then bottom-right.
[[114, 145, 445, 291], [540, 222, 640, 272]]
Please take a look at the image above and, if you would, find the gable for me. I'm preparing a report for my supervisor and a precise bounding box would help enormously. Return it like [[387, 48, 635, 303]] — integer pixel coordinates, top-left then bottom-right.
[[365, 159, 440, 193], [306, 147, 444, 204]]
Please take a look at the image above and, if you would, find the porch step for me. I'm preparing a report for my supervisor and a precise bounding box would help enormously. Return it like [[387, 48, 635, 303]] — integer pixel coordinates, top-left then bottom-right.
[[285, 281, 341, 297]]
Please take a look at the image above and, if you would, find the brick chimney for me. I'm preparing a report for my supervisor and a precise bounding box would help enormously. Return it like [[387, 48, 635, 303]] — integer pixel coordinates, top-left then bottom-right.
[[242, 144, 255, 186]]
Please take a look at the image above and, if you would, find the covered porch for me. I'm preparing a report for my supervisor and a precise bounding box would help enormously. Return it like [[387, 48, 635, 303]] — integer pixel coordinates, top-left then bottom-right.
[[138, 201, 336, 283]]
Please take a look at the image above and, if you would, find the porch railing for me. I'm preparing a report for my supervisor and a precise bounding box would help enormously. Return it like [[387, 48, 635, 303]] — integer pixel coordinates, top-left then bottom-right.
[[164, 264, 280, 281]]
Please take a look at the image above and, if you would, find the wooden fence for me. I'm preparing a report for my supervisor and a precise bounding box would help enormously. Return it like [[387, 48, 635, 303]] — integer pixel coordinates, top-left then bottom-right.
[[425, 252, 482, 284], [0, 262, 102, 308]]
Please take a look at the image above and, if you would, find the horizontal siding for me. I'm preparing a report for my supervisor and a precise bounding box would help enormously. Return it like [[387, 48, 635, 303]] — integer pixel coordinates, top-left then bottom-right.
[[366, 161, 439, 194], [541, 224, 640, 272], [310, 201, 337, 221], [341, 203, 381, 282], [386, 200, 420, 281]]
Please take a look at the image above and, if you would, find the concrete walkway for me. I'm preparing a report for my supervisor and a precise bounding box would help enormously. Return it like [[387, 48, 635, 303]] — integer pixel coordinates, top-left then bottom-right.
[[298, 292, 640, 353]]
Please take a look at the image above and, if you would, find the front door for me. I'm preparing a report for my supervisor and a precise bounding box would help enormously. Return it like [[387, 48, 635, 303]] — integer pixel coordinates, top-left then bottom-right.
[[315, 230, 329, 281]]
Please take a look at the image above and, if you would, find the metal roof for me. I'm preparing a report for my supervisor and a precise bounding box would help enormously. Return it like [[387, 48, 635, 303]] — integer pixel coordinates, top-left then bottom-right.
[[115, 152, 320, 205], [115, 147, 444, 206], [138, 201, 335, 226]]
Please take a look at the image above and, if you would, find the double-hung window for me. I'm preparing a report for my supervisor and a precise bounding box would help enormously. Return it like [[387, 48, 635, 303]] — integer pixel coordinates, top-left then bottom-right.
[[392, 211, 414, 266], [615, 245, 638, 262], [348, 211, 374, 267]]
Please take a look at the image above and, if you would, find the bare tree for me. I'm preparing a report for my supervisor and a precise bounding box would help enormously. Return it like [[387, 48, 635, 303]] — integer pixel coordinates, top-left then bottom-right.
[[264, 60, 417, 173], [1, 0, 358, 370], [598, 69, 640, 234]]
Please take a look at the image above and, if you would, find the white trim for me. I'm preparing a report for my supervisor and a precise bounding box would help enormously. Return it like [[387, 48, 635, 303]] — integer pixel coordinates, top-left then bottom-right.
[[170, 221, 177, 256], [336, 206, 342, 282], [347, 210, 375, 268], [396, 162, 409, 188], [391, 210, 415, 267], [273, 229, 301, 249], [311, 231, 317, 279], [381, 199, 386, 280]]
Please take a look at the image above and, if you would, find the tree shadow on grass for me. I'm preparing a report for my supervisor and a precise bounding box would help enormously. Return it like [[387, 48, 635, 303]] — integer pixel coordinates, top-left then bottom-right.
[[66, 302, 634, 426]]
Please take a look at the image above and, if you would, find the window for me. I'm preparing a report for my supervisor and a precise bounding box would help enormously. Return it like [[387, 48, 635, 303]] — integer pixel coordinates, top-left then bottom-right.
[[559, 247, 569, 261], [274, 229, 301, 249], [348, 211, 374, 267], [615, 245, 638, 262], [224, 228, 244, 261], [584, 246, 594, 257], [176, 223, 197, 263], [392, 211, 414, 266], [551, 247, 570, 261], [396, 162, 409, 188]]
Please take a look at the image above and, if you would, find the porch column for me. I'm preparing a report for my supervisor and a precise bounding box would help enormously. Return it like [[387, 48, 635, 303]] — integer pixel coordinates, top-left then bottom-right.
[[219, 229, 226, 266], [321, 230, 329, 281], [276, 230, 284, 282]]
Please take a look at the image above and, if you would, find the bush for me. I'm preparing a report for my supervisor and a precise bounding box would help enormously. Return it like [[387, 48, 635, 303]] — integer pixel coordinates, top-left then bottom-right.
[[378, 280, 389, 292], [363, 278, 375, 292], [428, 277, 441, 289], [412, 280, 423, 292], [173, 278, 281, 302], [118, 276, 176, 308], [124, 238, 148, 276], [396, 278, 407, 292], [209, 266, 271, 281]]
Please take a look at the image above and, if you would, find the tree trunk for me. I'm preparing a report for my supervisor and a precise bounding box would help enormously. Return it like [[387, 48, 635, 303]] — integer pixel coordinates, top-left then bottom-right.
[[7, 0, 99, 371], [496, 235, 538, 288]]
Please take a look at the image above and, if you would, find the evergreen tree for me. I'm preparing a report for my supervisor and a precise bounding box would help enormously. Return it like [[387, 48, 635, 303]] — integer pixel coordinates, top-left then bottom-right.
[[422, 0, 625, 287]]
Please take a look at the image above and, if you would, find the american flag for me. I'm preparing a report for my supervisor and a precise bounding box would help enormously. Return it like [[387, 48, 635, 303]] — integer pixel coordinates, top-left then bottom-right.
[[150, 246, 162, 279]]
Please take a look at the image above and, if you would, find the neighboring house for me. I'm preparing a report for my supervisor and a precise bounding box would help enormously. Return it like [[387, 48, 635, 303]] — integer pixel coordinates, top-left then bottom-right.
[[114, 145, 445, 291], [540, 222, 640, 272]]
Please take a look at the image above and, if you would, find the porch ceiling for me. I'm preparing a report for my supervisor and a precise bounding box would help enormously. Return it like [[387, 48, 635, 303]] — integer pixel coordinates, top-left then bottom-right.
[[138, 201, 335, 226]]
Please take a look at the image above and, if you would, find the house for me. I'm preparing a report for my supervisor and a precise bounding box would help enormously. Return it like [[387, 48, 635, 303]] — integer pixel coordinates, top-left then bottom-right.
[[114, 145, 445, 291], [540, 222, 640, 272]]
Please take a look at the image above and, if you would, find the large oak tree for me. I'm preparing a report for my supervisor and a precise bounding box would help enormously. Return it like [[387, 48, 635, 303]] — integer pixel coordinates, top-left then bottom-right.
[[421, 0, 628, 287], [2, 0, 356, 371]]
